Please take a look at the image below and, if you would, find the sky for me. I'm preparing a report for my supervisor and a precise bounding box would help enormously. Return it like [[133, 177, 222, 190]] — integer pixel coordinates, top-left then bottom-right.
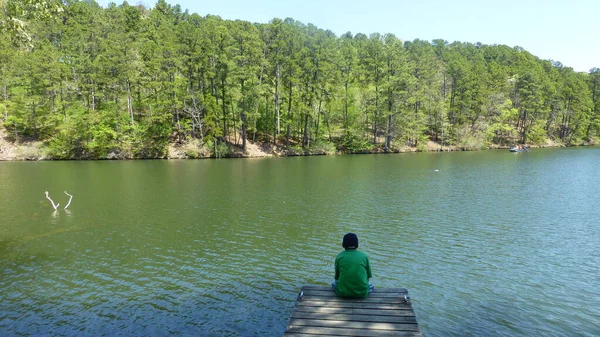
[[97, 0, 599, 73]]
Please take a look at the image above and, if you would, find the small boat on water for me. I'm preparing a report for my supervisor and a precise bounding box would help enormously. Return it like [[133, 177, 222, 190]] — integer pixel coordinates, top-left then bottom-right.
[[509, 146, 528, 152]]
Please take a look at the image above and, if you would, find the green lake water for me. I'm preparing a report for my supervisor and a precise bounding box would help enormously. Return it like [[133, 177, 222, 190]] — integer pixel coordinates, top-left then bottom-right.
[[1, 148, 599, 336]]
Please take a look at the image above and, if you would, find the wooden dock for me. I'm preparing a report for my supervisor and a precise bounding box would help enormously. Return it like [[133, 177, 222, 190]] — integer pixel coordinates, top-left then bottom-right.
[[283, 285, 422, 337]]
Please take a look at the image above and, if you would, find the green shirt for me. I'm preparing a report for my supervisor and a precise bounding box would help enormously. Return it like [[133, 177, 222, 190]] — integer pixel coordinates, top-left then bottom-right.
[[334, 249, 372, 298]]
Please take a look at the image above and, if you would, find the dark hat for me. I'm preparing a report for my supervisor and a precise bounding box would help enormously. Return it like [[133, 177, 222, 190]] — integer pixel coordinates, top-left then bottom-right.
[[342, 233, 359, 249]]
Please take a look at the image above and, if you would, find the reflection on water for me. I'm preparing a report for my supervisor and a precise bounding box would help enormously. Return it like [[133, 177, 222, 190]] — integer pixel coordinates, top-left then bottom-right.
[[1, 149, 600, 336]]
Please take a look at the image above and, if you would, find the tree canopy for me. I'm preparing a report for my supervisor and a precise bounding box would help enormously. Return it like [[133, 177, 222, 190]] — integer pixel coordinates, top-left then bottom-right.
[[1, 0, 597, 159]]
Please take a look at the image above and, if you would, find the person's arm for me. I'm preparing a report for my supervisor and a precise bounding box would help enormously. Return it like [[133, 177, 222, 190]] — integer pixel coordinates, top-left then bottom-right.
[[334, 256, 340, 280], [366, 256, 372, 279]]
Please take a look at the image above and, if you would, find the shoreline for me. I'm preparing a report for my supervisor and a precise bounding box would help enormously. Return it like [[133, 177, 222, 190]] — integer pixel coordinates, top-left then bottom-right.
[[1, 130, 584, 161]]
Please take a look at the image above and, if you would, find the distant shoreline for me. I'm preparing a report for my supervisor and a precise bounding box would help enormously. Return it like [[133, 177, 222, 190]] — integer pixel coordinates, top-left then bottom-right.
[[1, 131, 589, 161]]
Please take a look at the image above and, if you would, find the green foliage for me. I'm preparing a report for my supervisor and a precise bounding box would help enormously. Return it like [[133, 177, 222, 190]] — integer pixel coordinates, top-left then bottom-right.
[[527, 120, 547, 145], [456, 125, 486, 150], [87, 123, 117, 159], [285, 145, 304, 156], [337, 133, 374, 153], [1, 0, 64, 46], [459, 135, 486, 150], [131, 115, 170, 158], [47, 130, 74, 159], [214, 140, 232, 158], [309, 140, 336, 154], [486, 123, 517, 145], [414, 133, 430, 151], [180, 138, 210, 158], [416, 143, 427, 152], [3, 114, 25, 138], [0, 0, 598, 159]]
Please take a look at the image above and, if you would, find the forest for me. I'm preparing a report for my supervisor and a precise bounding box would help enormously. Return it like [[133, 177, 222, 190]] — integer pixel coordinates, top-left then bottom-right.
[[1, 0, 599, 159]]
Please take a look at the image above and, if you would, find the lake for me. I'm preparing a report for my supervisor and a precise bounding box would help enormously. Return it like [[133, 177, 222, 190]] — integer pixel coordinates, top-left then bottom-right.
[[1, 148, 599, 337]]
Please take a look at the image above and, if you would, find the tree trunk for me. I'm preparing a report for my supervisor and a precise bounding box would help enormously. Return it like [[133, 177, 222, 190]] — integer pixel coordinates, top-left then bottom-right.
[[127, 80, 133, 123], [265, 94, 269, 142], [373, 85, 379, 144], [221, 77, 227, 140], [315, 95, 322, 144], [414, 102, 419, 147], [385, 86, 393, 151], [344, 81, 349, 130], [303, 106, 310, 148], [274, 63, 280, 145], [231, 93, 237, 145], [521, 109, 528, 144], [3, 85, 7, 121], [241, 80, 246, 151], [386, 114, 392, 151], [585, 114, 596, 140], [91, 85, 96, 112], [286, 79, 293, 147]]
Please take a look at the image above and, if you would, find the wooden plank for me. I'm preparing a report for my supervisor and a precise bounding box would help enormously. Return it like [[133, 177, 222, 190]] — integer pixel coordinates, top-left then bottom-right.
[[301, 286, 407, 294], [288, 319, 420, 331], [300, 286, 407, 293], [285, 326, 421, 337], [296, 295, 412, 304], [284, 286, 422, 337], [282, 335, 352, 337], [291, 307, 416, 317], [291, 311, 417, 323], [296, 300, 413, 310], [281, 335, 354, 337], [301, 285, 408, 294], [284, 334, 421, 337], [299, 289, 407, 299]]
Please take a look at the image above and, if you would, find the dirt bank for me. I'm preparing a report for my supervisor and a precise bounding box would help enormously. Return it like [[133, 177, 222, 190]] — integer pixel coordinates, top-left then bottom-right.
[[0, 130, 45, 161], [0, 129, 584, 161]]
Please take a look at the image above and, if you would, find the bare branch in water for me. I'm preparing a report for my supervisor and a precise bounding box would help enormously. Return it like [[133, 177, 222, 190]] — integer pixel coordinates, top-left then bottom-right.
[[64, 191, 73, 210], [44, 191, 59, 210]]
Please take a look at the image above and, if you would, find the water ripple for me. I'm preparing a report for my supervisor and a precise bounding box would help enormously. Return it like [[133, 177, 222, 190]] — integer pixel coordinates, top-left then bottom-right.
[[1, 151, 600, 336]]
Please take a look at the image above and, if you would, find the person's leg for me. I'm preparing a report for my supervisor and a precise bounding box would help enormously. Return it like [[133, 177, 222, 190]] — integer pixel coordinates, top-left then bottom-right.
[[331, 280, 338, 291]]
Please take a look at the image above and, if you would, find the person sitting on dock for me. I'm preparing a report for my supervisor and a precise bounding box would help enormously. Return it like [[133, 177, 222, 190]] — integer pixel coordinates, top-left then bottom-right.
[[332, 233, 373, 298]]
